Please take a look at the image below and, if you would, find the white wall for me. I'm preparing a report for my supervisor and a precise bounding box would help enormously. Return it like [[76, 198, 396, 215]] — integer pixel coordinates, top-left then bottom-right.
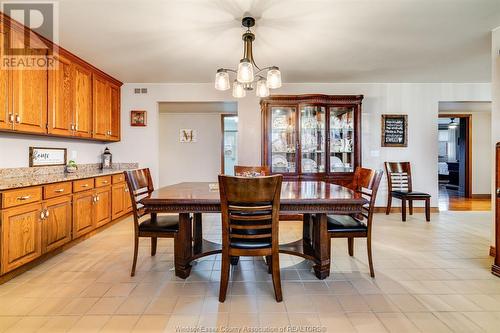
[[438, 110, 492, 195], [158, 113, 221, 187], [0, 132, 107, 168], [113, 82, 491, 208]]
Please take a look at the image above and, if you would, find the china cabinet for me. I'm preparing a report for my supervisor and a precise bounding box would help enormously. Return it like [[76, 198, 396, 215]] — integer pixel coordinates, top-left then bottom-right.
[[261, 94, 363, 185]]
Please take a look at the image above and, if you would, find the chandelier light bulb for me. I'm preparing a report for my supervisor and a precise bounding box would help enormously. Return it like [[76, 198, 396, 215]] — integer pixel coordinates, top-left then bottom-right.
[[266, 67, 282, 89], [232, 80, 246, 98], [256, 78, 270, 97], [214, 69, 230, 91], [237, 59, 254, 83]]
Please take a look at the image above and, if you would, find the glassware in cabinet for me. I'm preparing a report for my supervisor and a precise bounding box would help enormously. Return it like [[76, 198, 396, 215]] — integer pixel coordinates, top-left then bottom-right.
[[300, 105, 326, 173], [329, 106, 354, 173], [270, 106, 297, 173]]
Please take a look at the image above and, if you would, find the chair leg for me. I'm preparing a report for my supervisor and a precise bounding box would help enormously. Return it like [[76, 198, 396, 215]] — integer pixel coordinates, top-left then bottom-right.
[[230, 256, 239, 266], [401, 199, 407, 222], [131, 235, 139, 277], [409, 200, 413, 215], [425, 198, 431, 222], [348, 238, 354, 256], [219, 254, 231, 302], [367, 236, 375, 278], [386, 195, 392, 215], [151, 237, 157, 256], [270, 253, 282, 302], [266, 255, 272, 274]]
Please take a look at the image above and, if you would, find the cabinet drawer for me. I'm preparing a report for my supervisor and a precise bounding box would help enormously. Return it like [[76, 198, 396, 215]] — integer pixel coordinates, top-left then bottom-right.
[[95, 176, 111, 188], [112, 173, 125, 184], [73, 178, 95, 192], [44, 182, 72, 199], [1, 187, 42, 208]]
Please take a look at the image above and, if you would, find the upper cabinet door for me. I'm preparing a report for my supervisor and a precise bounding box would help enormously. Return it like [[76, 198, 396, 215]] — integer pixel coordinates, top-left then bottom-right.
[[300, 105, 326, 174], [10, 29, 48, 134], [109, 83, 120, 141], [0, 30, 12, 130], [48, 54, 73, 136], [73, 64, 93, 138], [92, 74, 111, 140]]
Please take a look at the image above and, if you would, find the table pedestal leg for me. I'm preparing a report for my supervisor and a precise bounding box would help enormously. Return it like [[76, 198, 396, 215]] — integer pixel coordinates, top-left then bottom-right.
[[174, 213, 193, 278], [193, 213, 202, 254], [312, 213, 331, 279], [303, 213, 312, 243]]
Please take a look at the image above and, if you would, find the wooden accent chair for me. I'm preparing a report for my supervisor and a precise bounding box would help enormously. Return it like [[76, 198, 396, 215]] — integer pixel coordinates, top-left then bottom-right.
[[384, 162, 431, 222], [218, 174, 283, 302], [234, 165, 270, 177], [124, 169, 180, 276], [327, 167, 383, 277]]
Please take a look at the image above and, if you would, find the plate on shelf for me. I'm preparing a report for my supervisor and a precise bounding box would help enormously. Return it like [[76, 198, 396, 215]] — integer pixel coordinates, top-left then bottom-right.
[[272, 155, 288, 169], [272, 138, 286, 152], [301, 133, 317, 151], [272, 116, 288, 129], [302, 158, 317, 173]]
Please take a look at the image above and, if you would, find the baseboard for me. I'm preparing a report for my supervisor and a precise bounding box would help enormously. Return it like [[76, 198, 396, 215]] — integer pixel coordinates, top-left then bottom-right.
[[491, 246, 496, 257], [374, 207, 439, 213], [472, 194, 491, 199]]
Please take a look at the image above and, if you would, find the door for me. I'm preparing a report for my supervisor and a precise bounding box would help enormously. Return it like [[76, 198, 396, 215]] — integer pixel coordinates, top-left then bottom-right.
[[269, 106, 298, 174], [95, 186, 112, 227], [43, 196, 72, 252], [48, 54, 73, 136], [112, 183, 125, 219], [93, 74, 111, 140], [299, 105, 326, 174], [0, 29, 12, 130], [1, 203, 43, 274], [329, 106, 356, 173], [221, 115, 238, 175], [72, 190, 95, 239], [109, 83, 120, 141], [73, 64, 93, 138]]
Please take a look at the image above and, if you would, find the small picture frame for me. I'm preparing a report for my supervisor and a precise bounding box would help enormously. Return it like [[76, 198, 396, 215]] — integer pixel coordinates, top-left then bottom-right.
[[29, 147, 67, 167], [130, 110, 147, 126], [179, 129, 197, 143], [381, 114, 408, 147]]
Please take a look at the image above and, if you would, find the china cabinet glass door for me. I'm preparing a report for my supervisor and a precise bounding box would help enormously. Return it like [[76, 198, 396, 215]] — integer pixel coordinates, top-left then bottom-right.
[[300, 105, 326, 173], [329, 106, 355, 172], [270, 106, 297, 173]]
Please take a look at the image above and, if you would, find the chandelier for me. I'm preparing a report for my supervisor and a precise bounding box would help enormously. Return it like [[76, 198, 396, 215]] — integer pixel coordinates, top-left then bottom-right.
[[214, 16, 282, 98]]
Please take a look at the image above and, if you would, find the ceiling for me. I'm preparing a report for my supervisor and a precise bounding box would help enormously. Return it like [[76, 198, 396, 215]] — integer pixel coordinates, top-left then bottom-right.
[[19, 0, 500, 83]]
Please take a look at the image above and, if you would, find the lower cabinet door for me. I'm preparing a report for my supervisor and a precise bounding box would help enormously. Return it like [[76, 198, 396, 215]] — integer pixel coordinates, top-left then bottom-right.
[[72, 190, 95, 239], [95, 186, 112, 227], [1, 203, 43, 274], [112, 183, 125, 219], [43, 196, 72, 252], [124, 186, 132, 213]]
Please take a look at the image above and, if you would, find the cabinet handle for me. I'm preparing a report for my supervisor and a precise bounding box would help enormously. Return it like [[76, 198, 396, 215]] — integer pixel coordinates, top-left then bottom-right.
[[70, 124, 75, 131], [81, 184, 89, 188], [40, 210, 45, 220], [8, 113, 14, 123], [102, 180, 108, 184], [96, 195, 100, 201], [15, 114, 20, 123], [45, 209, 49, 218], [124, 188, 129, 193], [54, 188, 65, 193], [75, 123, 78, 131], [16, 195, 31, 201]]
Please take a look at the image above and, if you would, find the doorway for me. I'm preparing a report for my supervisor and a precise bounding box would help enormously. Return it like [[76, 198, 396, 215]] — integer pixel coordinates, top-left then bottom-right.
[[221, 114, 238, 175]]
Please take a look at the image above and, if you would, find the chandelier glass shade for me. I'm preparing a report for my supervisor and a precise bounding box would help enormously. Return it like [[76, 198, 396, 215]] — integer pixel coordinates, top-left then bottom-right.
[[214, 17, 282, 98]]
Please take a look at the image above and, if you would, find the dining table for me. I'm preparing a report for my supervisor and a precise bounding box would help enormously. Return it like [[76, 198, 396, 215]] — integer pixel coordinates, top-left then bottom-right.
[[141, 181, 367, 280]]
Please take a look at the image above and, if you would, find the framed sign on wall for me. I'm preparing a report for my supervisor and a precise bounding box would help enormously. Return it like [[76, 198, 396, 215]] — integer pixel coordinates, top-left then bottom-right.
[[381, 114, 408, 147], [29, 147, 67, 167], [179, 129, 197, 143]]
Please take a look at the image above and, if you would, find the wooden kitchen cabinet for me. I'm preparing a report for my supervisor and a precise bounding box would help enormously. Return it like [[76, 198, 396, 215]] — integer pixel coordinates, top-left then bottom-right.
[[124, 186, 132, 213], [0, 29, 11, 130], [72, 190, 95, 239], [48, 54, 73, 136], [1, 203, 43, 274], [73, 63, 93, 138], [93, 74, 111, 140], [112, 183, 126, 220], [95, 186, 112, 228], [109, 83, 121, 141], [43, 196, 72, 252]]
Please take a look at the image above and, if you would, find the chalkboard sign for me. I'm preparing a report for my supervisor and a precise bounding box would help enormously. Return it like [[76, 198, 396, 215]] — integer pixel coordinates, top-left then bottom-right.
[[381, 115, 408, 147]]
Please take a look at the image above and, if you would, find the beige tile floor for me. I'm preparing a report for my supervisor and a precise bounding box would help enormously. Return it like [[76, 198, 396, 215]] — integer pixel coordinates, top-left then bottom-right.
[[0, 211, 499, 332]]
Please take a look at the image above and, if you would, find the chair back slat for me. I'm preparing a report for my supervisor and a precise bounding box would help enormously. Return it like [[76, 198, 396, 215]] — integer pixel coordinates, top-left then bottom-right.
[[219, 175, 282, 251], [350, 167, 384, 229], [385, 162, 413, 192], [125, 169, 155, 224], [234, 165, 270, 177]]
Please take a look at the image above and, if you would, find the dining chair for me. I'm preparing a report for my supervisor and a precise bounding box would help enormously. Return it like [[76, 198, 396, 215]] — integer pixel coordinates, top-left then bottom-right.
[[124, 168, 181, 276], [218, 174, 283, 302], [384, 162, 431, 222], [327, 167, 383, 277], [234, 165, 270, 177]]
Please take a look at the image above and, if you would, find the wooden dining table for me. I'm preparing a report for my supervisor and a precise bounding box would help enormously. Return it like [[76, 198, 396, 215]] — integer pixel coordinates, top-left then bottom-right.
[[141, 181, 367, 280]]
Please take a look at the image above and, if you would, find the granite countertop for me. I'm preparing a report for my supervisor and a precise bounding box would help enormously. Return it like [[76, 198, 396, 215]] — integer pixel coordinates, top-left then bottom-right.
[[0, 164, 138, 191]]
